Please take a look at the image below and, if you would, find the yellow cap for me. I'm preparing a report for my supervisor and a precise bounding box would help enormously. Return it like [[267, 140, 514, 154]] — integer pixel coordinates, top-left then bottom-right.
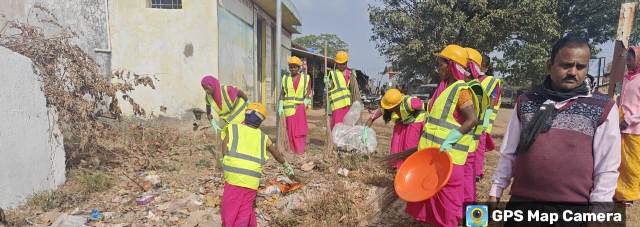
[[335, 51, 349, 64], [435, 45, 468, 67], [246, 102, 267, 120], [465, 48, 482, 66], [288, 56, 302, 66], [381, 88, 403, 110]]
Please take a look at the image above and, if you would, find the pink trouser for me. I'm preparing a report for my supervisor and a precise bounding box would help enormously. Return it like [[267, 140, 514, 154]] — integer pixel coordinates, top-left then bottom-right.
[[463, 151, 477, 203], [405, 164, 465, 227], [286, 104, 308, 154], [474, 132, 496, 178], [221, 183, 257, 227]]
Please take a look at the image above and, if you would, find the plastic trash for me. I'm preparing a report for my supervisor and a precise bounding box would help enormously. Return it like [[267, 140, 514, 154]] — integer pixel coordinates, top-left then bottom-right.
[[332, 123, 377, 154], [88, 209, 103, 222], [136, 195, 155, 206], [337, 168, 350, 177], [342, 101, 364, 126], [260, 185, 281, 196]]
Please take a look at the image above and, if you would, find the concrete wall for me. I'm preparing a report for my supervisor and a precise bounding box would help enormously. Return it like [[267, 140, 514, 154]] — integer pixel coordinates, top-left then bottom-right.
[[0, 46, 66, 208], [109, 0, 219, 117], [0, 0, 111, 77]]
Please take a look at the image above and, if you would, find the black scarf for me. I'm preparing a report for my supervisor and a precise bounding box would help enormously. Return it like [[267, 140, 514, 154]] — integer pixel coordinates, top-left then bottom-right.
[[515, 76, 589, 154]]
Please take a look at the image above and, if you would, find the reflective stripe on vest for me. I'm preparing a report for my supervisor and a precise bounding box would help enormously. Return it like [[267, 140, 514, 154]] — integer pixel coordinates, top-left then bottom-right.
[[481, 76, 501, 134], [223, 124, 268, 190], [469, 79, 490, 143], [328, 70, 352, 111], [419, 81, 478, 165], [282, 73, 308, 117], [206, 86, 247, 124], [399, 96, 426, 124]]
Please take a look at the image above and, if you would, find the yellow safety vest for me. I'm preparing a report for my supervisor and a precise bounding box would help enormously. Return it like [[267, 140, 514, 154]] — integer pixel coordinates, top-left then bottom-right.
[[469, 79, 490, 147], [328, 69, 352, 111], [205, 85, 247, 125], [480, 76, 501, 134], [398, 96, 426, 124], [419, 80, 478, 165], [281, 73, 309, 117], [222, 124, 269, 190]]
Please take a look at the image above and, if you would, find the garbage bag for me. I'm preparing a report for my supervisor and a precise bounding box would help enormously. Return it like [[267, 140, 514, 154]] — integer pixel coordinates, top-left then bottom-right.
[[332, 123, 377, 154], [343, 101, 363, 126]]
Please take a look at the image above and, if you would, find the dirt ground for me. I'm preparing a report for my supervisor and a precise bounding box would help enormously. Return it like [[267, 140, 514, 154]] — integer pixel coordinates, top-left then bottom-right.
[[4, 108, 639, 226]]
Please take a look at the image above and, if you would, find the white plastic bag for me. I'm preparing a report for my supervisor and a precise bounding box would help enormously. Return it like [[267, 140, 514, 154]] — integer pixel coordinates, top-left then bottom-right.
[[332, 123, 377, 154], [342, 101, 363, 126]]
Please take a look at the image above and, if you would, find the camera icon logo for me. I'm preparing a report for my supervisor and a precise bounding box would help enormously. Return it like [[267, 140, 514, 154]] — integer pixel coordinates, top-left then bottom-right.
[[465, 205, 488, 227]]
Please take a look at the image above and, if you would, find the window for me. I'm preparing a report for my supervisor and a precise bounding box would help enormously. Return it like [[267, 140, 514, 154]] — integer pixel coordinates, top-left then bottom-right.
[[150, 0, 182, 9]]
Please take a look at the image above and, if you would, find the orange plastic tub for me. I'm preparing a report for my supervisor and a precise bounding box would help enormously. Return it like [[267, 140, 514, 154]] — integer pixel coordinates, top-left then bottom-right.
[[394, 147, 453, 202]]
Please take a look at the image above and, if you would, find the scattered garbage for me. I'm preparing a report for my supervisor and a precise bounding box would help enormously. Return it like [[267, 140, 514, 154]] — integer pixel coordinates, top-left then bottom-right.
[[260, 185, 281, 196], [147, 211, 160, 222], [338, 168, 350, 177], [136, 195, 155, 206], [143, 172, 161, 191], [259, 177, 303, 196], [276, 175, 294, 184], [88, 209, 103, 222]]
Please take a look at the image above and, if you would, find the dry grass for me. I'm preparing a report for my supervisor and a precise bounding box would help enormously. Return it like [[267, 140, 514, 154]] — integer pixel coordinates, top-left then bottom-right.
[[25, 190, 75, 212], [72, 169, 113, 194]]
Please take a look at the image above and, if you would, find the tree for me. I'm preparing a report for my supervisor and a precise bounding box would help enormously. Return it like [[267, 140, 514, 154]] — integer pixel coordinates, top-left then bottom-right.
[[370, 0, 621, 88], [293, 34, 349, 58]]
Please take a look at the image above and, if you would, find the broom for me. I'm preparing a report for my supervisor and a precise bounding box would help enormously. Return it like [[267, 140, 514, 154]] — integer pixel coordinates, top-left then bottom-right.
[[358, 185, 399, 225], [382, 147, 418, 166]]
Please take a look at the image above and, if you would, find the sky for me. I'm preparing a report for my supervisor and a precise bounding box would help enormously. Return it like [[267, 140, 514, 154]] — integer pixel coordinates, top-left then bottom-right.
[[291, 0, 389, 85], [291, 0, 615, 84]]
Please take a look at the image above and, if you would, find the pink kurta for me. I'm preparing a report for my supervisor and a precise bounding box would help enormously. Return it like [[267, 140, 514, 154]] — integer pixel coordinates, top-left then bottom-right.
[[390, 122, 424, 168], [405, 165, 465, 227], [221, 183, 258, 227], [285, 74, 309, 154], [383, 97, 425, 168]]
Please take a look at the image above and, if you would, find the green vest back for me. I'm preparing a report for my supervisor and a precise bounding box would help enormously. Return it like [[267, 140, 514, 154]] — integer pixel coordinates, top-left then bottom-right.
[[398, 96, 426, 124], [222, 124, 269, 190], [205, 85, 247, 125]]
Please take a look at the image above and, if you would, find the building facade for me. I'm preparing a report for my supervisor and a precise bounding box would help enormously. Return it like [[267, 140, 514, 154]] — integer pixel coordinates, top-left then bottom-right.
[[1, 0, 301, 117]]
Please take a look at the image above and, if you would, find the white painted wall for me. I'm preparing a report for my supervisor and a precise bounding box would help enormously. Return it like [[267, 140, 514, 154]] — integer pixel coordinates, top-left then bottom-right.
[[0, 0, 111, 77], [109, 0, 219, 117], [0, 46, 66, 208]]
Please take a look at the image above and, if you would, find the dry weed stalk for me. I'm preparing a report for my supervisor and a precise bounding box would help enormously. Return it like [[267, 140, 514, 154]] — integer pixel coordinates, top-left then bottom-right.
[[0, 10, 156, 167]]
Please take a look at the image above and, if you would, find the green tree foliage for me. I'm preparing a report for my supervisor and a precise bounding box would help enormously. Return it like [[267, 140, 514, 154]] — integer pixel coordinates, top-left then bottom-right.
[[370, 0, 621, 88], [293, 33, 349, 58]]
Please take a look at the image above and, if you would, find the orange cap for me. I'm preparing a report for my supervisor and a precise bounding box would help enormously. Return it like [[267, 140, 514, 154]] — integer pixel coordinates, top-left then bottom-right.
[[394, 147, 453, 202]]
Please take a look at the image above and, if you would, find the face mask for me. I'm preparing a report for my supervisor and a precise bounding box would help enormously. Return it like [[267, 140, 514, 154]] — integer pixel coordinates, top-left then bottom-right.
[[244, 112, 263, 127]]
